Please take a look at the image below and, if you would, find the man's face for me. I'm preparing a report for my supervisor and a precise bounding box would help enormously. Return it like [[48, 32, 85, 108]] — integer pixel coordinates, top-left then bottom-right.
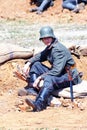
[[42, 37, 53, 46]]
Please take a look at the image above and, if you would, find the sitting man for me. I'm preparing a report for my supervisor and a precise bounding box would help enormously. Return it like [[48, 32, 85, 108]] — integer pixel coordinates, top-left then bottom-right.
[[29, 0, 54, 14], [18, 26, 82, 112], [62, 0, 87, 13]]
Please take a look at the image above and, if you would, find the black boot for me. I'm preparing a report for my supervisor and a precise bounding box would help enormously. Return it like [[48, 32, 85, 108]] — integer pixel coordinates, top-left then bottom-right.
[[29, 73, 38, 83], [25, 87, 51, 112], [18, 73, 39, 96], [18, 85, 38, 96], [29, 8, 38, 12], [27, 73, 39, 95]]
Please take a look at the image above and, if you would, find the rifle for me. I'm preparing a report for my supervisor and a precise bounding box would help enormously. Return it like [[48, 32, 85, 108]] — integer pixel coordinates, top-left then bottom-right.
[[66, 66, 74, 102]]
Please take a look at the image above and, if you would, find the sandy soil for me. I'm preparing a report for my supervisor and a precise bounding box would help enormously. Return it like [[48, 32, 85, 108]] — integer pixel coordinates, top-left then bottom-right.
[[0, 0, 87, 130], [0, 0, 87, 24]]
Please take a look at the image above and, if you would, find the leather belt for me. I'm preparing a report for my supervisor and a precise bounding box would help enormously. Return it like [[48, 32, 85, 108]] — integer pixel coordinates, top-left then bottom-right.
[[70, 63, 76, 70], [65, 63, 76, 71]]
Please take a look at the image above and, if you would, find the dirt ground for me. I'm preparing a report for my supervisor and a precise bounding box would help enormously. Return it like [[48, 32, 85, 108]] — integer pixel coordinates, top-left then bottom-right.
[[0, 0, 87, 24], [0, 0, 87, 130]]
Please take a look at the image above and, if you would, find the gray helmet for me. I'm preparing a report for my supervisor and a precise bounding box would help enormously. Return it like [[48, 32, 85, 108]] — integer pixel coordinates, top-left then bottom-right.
[[39, 26, 55, 40]]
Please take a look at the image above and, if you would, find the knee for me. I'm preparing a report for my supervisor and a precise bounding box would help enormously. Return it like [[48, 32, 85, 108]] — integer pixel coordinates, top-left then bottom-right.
[[30, 61, 41, 74], [33, 61, 41, 67], [43, 76, 53, 89], [31, 61, 41, 69]]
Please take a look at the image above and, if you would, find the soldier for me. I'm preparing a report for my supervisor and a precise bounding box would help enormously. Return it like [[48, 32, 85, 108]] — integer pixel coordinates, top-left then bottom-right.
[[19, 26, 82, 112], [62, 0, 87, 13], [29, 0, 54, 14]]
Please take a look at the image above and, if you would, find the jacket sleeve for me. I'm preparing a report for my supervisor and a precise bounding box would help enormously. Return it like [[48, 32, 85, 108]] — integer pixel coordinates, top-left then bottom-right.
[[28, 47, 48, 64]]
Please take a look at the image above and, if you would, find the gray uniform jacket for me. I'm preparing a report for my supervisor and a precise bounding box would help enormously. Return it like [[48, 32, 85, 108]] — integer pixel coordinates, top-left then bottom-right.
[[28, 39, 77, 79]]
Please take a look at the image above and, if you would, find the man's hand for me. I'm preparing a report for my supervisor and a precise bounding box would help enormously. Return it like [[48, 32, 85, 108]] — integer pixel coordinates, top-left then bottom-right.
[[33, 76, 42, 89], [22, 62, 31, 77]]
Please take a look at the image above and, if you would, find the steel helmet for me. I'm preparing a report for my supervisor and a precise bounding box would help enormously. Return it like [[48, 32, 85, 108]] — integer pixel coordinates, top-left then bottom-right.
[[39, 26, 55, 40]]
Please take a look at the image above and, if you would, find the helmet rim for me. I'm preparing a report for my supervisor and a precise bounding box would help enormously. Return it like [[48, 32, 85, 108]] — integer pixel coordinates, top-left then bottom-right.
[[39, 26, 55, 40]]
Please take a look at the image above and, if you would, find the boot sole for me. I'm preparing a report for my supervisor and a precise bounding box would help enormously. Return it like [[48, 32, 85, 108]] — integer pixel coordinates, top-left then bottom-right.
[[25, 98, 36, 110], [18, 89, 27, 96]]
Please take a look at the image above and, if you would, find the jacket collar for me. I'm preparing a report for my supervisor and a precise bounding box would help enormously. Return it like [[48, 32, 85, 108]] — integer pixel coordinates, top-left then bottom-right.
[[47, 38, 58, 50]]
